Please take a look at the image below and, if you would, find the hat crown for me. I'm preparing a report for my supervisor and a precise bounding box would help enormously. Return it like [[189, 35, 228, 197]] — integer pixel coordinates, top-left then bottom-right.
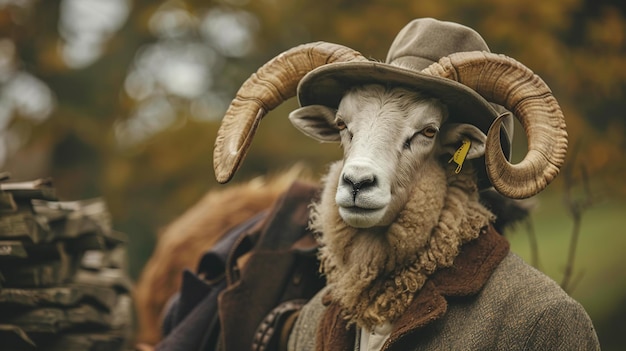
[[386, 18, 490, 70]]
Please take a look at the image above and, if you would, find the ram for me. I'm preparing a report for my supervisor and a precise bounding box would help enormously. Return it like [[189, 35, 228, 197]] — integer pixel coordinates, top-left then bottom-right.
[[212, 18, 598, 350]]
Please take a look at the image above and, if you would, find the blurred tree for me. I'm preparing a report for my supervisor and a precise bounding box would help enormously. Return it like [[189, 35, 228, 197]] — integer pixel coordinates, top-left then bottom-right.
[[1, 0, 625, 348], [0, 0, 625, 321]]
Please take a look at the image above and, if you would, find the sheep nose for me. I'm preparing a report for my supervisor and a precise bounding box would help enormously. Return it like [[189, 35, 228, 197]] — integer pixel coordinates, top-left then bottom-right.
[[343, 173, 376, 198]]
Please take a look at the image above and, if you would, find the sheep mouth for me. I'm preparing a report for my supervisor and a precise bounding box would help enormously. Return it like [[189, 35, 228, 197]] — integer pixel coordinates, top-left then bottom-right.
[[341, 206, 383, 214], [338, 205, 387, 228]]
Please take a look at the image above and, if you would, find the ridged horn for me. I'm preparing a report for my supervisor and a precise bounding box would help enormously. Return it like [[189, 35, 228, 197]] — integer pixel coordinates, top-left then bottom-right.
[[424, 51, 567, 199], [213, 42, 367, 183]]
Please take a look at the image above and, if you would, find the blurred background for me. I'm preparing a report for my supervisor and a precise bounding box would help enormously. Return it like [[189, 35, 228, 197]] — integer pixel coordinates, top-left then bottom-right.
[[0, 0, 624, 348]]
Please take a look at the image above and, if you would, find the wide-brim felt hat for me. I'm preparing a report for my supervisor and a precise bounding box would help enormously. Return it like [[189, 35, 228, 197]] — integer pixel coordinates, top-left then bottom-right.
[[296, 18, 514, 188]]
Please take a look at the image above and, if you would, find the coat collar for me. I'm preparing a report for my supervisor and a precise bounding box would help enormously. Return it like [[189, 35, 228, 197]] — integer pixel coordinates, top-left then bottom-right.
[[316, 225, 510, 351]]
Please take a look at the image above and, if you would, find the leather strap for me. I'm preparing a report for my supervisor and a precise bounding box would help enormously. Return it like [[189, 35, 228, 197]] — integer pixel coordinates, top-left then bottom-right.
[[252, 299, 307, 351]]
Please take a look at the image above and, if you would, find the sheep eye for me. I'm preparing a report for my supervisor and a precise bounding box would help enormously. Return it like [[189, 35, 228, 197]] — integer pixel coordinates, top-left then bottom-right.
[[421, 126, 438, 138], [404, 126, 439, 149], [336, 119, 346, 130]]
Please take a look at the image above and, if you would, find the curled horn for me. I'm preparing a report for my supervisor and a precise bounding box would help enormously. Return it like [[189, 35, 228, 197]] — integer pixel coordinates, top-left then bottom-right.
[[213, 42, 367, 183], [424, 51, 568, 199]]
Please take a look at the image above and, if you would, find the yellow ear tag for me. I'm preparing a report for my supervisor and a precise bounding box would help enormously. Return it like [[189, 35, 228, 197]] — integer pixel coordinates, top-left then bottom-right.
[[448, 138, 471, 174]]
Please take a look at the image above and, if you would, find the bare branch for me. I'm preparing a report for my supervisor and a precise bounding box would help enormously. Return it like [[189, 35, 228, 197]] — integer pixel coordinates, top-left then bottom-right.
[[560, 142, 601, 293]]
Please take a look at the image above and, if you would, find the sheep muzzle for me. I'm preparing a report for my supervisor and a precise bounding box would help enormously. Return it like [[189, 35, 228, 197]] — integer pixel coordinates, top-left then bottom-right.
[[335, 158, 391, 228]]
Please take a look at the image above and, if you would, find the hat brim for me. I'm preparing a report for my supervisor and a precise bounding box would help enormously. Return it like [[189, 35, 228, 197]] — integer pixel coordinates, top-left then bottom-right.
[[297, 61, 511, 189], [299, 61, 501, 135]]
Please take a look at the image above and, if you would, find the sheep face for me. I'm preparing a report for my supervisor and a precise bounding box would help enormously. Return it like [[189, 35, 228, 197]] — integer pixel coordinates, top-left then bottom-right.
[[290, 84, 487, 228]]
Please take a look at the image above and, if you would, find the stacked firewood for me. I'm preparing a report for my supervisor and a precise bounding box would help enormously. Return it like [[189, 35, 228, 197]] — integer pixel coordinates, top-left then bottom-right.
[[0, 173, 133, 350]]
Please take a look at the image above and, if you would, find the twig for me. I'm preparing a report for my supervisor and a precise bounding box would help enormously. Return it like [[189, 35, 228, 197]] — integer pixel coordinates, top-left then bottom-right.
[[560, 143, 600, 293], [560, 197, 582, 292]]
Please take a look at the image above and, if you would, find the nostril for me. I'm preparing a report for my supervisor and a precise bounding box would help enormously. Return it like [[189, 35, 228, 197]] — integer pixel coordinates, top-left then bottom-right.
[[342, 174, 354, 188], [354, 177, 375, 190], [343, 174, 376, 191]]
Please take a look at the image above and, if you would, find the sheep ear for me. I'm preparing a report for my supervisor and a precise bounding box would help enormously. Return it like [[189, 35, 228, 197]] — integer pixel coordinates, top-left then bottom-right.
[[439, 123, 486, 159], [288, 105, 341, 142]]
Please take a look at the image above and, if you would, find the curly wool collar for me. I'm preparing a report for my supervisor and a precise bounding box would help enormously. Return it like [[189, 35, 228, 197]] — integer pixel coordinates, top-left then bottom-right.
[[310, 161, 494, 329]]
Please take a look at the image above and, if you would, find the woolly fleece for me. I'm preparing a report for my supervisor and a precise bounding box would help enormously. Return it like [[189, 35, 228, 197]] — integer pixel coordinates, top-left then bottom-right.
[[310, 160, 494, 329]]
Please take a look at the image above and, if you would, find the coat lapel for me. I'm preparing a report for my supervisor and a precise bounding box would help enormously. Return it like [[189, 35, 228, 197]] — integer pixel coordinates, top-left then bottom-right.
[[317, 226, 510, 351], [316, 300, 355, 351]]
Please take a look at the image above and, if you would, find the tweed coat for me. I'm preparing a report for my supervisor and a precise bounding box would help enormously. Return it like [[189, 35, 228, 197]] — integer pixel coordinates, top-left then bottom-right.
[[287, 227, 601, 351]]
